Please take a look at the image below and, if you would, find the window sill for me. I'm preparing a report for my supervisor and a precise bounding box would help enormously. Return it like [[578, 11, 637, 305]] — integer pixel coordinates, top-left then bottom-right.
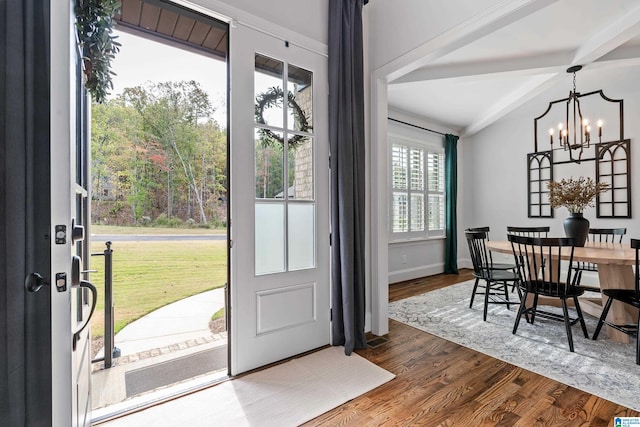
[[389, 236, 445, 245]]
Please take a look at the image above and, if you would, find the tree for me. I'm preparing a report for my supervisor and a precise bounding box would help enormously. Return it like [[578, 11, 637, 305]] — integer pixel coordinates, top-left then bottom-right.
[[123, 81, 213, 223]]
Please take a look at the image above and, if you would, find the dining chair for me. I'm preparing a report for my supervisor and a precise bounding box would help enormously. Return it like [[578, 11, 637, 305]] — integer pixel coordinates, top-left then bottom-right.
[[573, 228, 627, 292], [508, 234, 589, 352], [465, 230, 520, 321], [592, 238, 640, 364], [466, 227, 515, 270], [506, 226, 550, 238]]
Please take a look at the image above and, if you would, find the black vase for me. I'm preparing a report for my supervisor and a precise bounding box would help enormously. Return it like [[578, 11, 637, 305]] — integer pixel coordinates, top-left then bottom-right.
[[563, 212, 590, 246]]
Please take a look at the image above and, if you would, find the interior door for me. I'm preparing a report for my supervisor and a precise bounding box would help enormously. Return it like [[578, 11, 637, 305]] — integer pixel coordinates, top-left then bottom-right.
[[229, 24, 330, 374], [50, 2, 96, 425]]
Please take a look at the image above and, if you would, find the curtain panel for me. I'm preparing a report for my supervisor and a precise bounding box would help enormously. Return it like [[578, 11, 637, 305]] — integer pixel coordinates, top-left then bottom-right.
[[328, 0, 367, 355], [444, 134, 459, 274]]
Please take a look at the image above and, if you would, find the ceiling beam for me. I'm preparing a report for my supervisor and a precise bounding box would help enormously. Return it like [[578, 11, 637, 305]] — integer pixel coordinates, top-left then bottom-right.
[[391, 51, 572, 84], [379, 0, 561, 82]]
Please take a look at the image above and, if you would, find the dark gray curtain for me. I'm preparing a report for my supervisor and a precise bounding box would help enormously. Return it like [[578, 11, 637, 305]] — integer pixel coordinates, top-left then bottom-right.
[[328, 0, 367, 355], [1, 0, 52, 425], [444, 134, 459, 274]]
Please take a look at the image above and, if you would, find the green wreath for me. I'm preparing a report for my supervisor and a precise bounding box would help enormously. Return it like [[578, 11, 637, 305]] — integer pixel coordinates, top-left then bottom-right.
[[75, 0, 122, 103], [254, 87, 312, 149]]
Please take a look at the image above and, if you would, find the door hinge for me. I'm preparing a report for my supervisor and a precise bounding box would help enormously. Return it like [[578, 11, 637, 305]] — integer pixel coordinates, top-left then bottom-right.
[[330, 308, 332, 321], [329, 233, 332, 246]]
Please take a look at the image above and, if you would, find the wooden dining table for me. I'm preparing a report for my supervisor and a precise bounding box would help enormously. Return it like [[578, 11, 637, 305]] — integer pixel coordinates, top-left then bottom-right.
[[485, 240, 638, 343]]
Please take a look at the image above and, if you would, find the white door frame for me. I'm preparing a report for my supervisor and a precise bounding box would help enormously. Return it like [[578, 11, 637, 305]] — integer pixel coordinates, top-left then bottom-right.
[[51, 1, 94, 425]]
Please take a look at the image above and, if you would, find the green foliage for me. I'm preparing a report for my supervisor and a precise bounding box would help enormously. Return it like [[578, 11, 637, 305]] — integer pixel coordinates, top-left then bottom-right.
[[155, 213, 183, 228], [211, 307, 225, 322], [75, 0, 122, 103], [91, 83, 228, 226]]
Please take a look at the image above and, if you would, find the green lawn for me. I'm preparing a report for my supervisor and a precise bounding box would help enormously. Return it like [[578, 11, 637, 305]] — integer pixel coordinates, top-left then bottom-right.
[[90, 239, 227, 338]]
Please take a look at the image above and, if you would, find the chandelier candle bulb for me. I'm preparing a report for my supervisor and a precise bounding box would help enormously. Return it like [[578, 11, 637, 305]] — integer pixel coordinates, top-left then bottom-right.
[[549, 128, 554, 144], [597, 120, 603, 138]]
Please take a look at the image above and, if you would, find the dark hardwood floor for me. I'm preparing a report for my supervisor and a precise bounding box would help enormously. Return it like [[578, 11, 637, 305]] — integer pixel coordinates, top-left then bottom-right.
[[304, 269, 639, 426]]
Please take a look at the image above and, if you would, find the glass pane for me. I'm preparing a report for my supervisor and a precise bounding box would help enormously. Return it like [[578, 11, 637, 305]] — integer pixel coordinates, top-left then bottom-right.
[[255, 129, 285, 198], [392, 144, 407, 189], [287, 64, 313, 132], [427, 152, 444, 192], [409, 148, 424, 191], [289, 136, 313, 200], [410, 193, 424, 231], [392, 192, 408, 233], [255, 53, 284, 128], [428, 194, 445, 231], [288, 203, 315, 270], [255, 202, 286, 275]]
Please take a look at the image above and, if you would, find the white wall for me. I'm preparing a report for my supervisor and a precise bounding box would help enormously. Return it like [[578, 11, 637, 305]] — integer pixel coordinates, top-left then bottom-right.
[[387, 110, 464, 283]]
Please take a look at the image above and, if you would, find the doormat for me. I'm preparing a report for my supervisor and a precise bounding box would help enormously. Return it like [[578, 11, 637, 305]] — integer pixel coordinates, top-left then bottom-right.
[[99, 346, 395, 426]]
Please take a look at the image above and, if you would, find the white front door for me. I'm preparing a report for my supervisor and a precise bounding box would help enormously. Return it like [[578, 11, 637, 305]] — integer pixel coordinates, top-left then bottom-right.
[[51, 2, 96, 425], [229, 24, 331, 374]]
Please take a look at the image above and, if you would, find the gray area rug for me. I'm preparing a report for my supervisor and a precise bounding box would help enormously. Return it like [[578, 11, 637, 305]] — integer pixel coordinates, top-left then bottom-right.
[[389, 280, 639, 411]]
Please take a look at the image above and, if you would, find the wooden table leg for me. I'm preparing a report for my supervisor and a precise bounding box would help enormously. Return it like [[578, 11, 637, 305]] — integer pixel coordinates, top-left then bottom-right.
[[597, 264, 638, 344]]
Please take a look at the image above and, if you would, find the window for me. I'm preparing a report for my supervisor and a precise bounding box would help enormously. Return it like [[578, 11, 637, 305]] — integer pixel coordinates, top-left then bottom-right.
[[390, 137, 445, 239]]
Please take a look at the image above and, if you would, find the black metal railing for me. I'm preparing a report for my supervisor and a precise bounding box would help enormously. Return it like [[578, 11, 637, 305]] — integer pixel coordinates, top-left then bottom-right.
[[91, 241, 120, 368]]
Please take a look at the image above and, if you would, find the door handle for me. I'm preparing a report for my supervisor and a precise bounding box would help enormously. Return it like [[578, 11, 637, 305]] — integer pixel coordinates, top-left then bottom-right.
[[73, 280, 98, 338], [25, 272, 49, 293]]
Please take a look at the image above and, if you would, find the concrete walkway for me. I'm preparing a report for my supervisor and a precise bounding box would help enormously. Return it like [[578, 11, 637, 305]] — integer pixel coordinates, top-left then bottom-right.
[[114, 287, 225, 356]]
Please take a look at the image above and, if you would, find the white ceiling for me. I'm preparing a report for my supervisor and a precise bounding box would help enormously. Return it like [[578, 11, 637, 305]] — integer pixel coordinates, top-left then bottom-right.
[[385, 0, 640, 136]]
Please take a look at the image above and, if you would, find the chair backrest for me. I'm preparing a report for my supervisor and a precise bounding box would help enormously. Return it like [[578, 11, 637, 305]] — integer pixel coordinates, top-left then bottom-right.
[[575, 228, 627, 272], [587, 228, 626, 243], [465, 231, 491, 278], [508, 234, 576, 296], [632, 238, 640, 299], [506, 226, 550, 238], [466, 226, 491, 237]]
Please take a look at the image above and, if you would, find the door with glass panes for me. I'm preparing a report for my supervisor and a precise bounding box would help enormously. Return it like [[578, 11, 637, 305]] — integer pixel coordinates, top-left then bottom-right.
[[229, 24, 330, 374]]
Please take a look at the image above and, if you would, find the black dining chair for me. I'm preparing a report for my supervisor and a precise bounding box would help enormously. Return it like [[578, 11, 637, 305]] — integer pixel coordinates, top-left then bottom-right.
[[466, 226, 515, 270], [506, 226, 550, 238], [592, 238, 640, 364], [509, 234, 589, 352], [466, 230, 520, 321], [573, 228, 627, 292]]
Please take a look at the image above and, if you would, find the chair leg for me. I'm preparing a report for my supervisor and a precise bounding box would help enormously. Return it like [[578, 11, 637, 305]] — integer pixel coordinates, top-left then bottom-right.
[[530, 294, 539, 324], [483, 279, 490, 322], [561, 299, 575, 352], [573, 296, 589, 339], [502, 282, 511, 309], [470, 277, 480, 308], [593, 297, 614, 340], [512, 291, 528, 334]]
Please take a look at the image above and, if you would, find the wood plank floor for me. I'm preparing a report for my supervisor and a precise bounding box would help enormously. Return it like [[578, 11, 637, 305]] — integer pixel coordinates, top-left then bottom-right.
[[304, 270, 639, 426]]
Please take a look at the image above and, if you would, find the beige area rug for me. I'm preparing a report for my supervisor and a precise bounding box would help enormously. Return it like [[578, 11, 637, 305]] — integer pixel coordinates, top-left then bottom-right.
[[101, 346, 395, 426]]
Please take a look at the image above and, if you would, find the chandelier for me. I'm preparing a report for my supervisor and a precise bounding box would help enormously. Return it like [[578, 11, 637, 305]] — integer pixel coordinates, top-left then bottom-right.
[[547, 65, 603, 161]]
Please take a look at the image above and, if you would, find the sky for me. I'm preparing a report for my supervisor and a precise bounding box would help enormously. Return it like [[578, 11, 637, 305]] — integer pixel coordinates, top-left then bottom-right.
[[109, 29, 297, 129], [109, 30, 228, 126]]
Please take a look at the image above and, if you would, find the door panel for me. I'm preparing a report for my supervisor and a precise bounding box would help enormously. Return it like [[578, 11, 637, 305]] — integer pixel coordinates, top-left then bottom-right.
[[230, 24, 330, 375]]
